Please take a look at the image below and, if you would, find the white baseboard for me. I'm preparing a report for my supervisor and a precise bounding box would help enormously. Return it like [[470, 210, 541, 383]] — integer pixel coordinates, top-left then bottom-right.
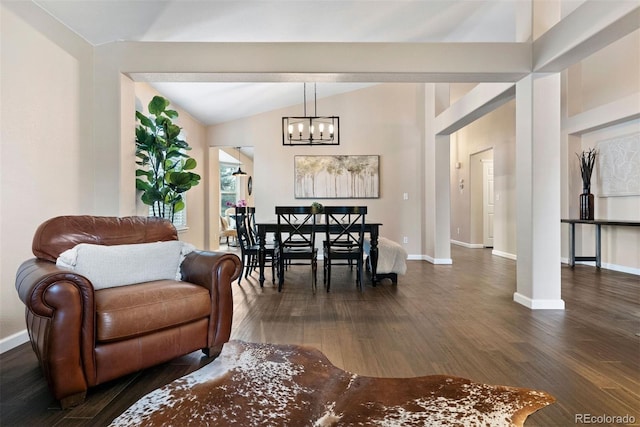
[[560, 258, 640, 276], [423, 255, 453, 265], [1, 330, 29, 354], [513, 293, 565, 310], [450, 240, 484, 249], [492, 250, 517, 260], [407, 254, 422, 261]]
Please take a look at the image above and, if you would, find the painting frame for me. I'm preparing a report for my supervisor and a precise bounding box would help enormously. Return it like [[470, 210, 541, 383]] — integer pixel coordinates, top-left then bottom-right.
[[596, 132, 640, 197], [294, 155, 380, 199]]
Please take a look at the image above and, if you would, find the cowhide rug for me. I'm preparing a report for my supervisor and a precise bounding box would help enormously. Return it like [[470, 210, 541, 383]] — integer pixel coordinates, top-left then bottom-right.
[[110, 340, 554, 426]]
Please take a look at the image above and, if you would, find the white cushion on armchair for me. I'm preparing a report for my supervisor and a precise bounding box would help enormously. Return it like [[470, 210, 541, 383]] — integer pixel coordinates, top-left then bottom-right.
[[56, 240, 195, 290]]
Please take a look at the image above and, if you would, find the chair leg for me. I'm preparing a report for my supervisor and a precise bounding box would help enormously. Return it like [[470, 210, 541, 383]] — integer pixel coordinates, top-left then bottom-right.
[[326, 260, 331, 292], [59, 391, 87, 409], [323, 257, 327, 284], [312, 258, 318, 293], [237, 259, 244, 285], [202, 344, 223, 358], [246, 254, 253, 278], [270, 257, 275, 283], [278, 258, 285, 291]]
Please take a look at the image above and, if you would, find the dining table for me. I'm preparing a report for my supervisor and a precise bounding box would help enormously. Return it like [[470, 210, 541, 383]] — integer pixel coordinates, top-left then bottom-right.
[[255, 221, 383, 287]]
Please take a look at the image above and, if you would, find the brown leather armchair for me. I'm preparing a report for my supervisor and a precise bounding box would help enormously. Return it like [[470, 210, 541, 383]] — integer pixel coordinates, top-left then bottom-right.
[[15, 215, 241, 409]]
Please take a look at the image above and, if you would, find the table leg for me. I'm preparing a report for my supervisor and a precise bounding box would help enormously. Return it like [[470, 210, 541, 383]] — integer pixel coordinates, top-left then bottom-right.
[[595, 224, 601, 268], [568, 223, 575, 267], [370, 226, 379, 285], [258, 226, 266, 286]]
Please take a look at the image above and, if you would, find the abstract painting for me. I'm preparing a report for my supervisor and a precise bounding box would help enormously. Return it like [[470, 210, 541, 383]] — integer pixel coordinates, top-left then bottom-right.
[[596, 132, 639, 197], [294, 155, 379, 199]]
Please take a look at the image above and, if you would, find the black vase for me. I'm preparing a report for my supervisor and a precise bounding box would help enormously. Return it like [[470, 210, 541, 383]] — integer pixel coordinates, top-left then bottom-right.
[[579, 191, 594, 220]]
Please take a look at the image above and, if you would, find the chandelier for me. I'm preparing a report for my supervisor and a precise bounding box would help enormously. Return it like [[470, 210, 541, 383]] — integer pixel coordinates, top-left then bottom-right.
[[282, 83, 339, 146]]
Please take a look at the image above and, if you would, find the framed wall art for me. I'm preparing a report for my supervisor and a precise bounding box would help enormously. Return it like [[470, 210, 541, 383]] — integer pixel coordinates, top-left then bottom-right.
[[596, 132, 640, 197], [294, 155, 380, 199]]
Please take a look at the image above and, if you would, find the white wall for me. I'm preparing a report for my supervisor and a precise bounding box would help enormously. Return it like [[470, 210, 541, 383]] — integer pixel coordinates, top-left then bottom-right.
[[576, 121, 640, 271], [0, 3, 93, 341], [1, 1, 637, 349], [449, 100, 517, 258], [208, 84, 424, 256], [448, 30, 639, 272], [563, 30, 640, 273], [579, 31, 640, 113]]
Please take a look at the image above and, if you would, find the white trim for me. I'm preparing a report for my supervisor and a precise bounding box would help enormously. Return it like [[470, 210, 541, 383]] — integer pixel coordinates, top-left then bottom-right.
[[451, 239, 484, 249], [407, 254, 422, 261], [0, 330, 29, 354], [561, 258, 640, 276], [596, 262, 639, 276], [492, 249, 517, 260], [423, 255, 453, 265], [513, 293, 565, 310]]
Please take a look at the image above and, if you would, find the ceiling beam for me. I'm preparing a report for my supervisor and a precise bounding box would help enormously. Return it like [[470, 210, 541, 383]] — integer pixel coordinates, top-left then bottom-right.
[[434, 83, 515, 135], [533, 1, 640, 72], [106, 42, 532, 83]]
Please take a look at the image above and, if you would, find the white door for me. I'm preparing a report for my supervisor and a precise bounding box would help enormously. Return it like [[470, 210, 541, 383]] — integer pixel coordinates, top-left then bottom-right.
[[482, 160, 494, 248]]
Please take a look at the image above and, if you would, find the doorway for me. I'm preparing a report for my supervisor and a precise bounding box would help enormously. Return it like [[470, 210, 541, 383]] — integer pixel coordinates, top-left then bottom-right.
[[208, 147, 254, 250], [469, 148, 494, 248], [482, 159, 494, 248]]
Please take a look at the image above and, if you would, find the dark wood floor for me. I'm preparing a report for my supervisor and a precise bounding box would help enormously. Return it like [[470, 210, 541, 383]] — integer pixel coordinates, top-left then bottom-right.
[[1, 246, 638, 426]]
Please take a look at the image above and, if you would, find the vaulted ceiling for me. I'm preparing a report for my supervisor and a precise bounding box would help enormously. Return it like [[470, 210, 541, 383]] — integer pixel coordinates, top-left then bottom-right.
[[28, 1, 586, 124]]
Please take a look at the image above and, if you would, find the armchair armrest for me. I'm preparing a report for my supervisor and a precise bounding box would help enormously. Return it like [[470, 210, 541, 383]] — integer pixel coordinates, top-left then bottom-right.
[[15, 259, 96, 407], [180, 251, 241, 356]]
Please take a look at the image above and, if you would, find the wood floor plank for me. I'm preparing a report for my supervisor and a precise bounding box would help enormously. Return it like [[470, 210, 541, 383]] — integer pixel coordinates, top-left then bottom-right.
[[1, 246, 638, 426]]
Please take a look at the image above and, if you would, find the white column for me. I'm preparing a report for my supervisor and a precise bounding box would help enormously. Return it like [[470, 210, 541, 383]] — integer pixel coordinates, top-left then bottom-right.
[[514, 73, 564, 309], [423, 84, 452, 265]]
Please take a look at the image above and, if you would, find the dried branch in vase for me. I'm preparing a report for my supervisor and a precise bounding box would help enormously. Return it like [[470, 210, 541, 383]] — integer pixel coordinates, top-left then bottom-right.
[[576, 148, 597, 193]]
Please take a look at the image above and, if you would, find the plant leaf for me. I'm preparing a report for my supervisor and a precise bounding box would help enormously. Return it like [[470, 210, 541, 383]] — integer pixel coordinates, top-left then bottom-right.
[[136, 178, 151, 191], [183, 158, 197, 170], [136, 112, 155, 130], [148, 96, 169, 116], [173, 199, 185, 213], [165, 109, 179, 119]]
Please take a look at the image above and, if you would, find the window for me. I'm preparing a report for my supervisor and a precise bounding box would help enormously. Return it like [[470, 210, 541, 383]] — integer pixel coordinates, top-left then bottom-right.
[[148, 197, 187, 230], [220, 162, 238, 216]]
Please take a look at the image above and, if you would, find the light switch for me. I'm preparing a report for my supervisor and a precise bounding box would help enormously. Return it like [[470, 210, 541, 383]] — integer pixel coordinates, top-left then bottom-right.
[[403, 193, 409, 200]]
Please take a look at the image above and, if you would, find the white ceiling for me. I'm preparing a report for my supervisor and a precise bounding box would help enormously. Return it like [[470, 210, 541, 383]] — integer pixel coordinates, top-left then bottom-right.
[[33, 0, 522, 125]]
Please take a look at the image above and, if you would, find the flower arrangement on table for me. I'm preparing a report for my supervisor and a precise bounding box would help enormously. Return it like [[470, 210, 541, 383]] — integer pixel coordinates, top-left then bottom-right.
[[226, 199, 247, 208], [310, 202, 324, 213]]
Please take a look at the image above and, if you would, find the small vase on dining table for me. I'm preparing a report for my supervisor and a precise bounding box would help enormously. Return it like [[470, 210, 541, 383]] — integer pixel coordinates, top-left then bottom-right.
[[579, 187, 594, 220]]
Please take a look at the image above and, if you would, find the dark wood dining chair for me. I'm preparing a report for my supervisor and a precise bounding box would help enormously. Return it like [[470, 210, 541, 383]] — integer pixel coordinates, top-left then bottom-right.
[[323, 206, 368, 292], [234, 207, 276, 285], [275, 206, 318, 292]]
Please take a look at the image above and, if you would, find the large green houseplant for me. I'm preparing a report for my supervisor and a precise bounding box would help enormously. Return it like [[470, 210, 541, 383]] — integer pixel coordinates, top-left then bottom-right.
[[135, 96, 201, 222]]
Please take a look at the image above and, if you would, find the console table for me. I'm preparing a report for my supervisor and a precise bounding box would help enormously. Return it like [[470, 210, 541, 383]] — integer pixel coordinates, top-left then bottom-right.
[[561, 219, 640, 268]]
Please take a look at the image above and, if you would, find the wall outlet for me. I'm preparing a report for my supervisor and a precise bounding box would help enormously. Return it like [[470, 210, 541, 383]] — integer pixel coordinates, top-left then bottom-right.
[[457, 227, 460, 235], [403, 236, 408, 244]]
